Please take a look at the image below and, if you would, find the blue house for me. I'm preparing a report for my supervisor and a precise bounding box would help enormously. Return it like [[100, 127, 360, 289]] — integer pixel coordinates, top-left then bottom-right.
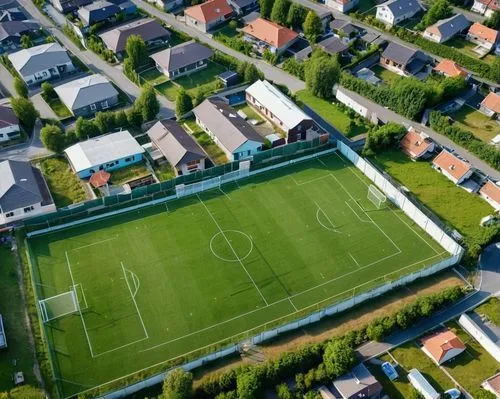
[[64, 131, 145, 179]]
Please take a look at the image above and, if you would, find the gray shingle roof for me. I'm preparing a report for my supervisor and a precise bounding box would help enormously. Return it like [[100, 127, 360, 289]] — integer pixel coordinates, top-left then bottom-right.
[[8, 42, 71, 77], [0, 20, 38, 42], [0, 160, 52, 212], [147, 119, 206, 167], [99, 18, 170, 53], [379, 0, 423, 18], [193, 97, 263, 153], [333, 363, 383, 399], [382, 41, 418, 65], [329, 19, 361, 36], [426, 14, 470, 39], [78, 0, 121, 25], [150, 41, 214, 73], [318, 36, 348, 54], [54, 74, 118, 110], [0, 8, 26, 22], [0, 104, 18, 129]]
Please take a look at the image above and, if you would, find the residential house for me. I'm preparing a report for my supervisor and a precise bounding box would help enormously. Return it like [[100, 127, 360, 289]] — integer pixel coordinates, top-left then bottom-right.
[[193, 97, 264, 161], [422, 330, 466, 365], [433, 59, 468, 78], [376, 0, 423, 26], [50, 0, 92, 14], [242, 17, 298, 55], [408, 369, 440, 399], [423, 14, 470, 43], [228, 0, 258, 15], [466, 22, 499, 52], [0, 0, 14, 10], [380, 41, 429, 76], [329, 19, 363, 43], [0, 104, 20, 143], [64, 130, 145, 179], [147, 119, 207, 176], [150, 41, 214, 80], [246, 80, 321, 143], [54, 74, 119, 117], [459, 313, 500, 362], [0, 8, 25, 22], [0, 20, 39, 48], [471, 0, 499, 18], [480, 92, 500, 119], [400, 128, 435, 159], [479, 180, 500, 211], [0, 160, 56, 225], [483, 373, 500, 398], [432, 150, 473, 185], [317, 36, 349, 56], [326, 0, 359, 13], [184, 0, 233, 33], [335, 87, 380, 123], [8, 42, 74, 86], [100, 18, 170, 55], [77, 0, 121, 26], [330, 363, 383, 399], [147, 0, 183, 12]]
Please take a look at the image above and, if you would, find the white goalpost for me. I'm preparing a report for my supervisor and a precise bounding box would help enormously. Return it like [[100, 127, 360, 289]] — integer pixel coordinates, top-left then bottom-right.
[[367, 184, 387, 209], [39, 289, 79, 323]]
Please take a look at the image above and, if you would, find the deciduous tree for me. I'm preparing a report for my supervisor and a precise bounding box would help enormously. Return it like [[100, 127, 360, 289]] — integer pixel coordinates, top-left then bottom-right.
[[10, 96, 38, 132], [40, 124, 66, 152], [125, 34, 148, 71], [20, 34, 33, 49], [305, 52, 339, 99], [13, 77, 28, 98], [162, 368, 193, 399], [75, 117, 100, 139], [323, 339, 356, 378]]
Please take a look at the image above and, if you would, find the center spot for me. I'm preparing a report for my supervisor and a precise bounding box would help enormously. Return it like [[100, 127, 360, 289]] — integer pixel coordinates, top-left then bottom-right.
[[210, 230, 253, 262]]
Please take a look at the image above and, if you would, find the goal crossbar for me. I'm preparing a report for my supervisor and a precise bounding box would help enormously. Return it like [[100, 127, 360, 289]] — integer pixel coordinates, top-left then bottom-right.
[[367, 184, 387, 209], [39, 289, 79, 323]]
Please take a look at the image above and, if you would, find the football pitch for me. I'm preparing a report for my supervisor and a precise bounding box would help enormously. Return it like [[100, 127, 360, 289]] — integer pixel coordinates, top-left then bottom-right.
[[27, 152, 450, 397]]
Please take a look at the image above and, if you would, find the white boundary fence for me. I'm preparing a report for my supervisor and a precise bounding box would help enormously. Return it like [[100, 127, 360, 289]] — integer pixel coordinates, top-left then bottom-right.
[[92, 146, 465, 399]]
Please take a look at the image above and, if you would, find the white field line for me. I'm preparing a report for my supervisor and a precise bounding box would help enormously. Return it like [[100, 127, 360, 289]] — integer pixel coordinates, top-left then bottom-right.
[[45, 308, 80, 323], [131, 272, 140, 298], [316, 157, 328, 167], [349, 253, 361, 268], [65, 251, 95, 358], [197, 194, 269, 306], [40, 289, 76, 301], [290, 174, 331, 187], [121, 263, 149, 339], [288, 298, 298, 312], [345, 200, 372, 223], [69, 236, 119, 252], [333, 151, 442, 255], [93, 336, 150, 359], [165, 202, 169, 212], [219, 186, 231, 200], [74, 283, 89, 310], [39, 301, 49, 323], [314, 201, 341, 233]]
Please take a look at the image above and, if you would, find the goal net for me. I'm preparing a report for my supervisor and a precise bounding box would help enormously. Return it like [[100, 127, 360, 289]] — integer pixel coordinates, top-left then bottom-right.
[[367, 184, 386, 209], [39, 289, 79, 323]]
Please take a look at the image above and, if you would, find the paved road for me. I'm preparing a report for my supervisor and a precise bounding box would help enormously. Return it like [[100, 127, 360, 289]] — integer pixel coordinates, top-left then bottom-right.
[[19, 0, 175, 119], [132, 0, 306, 93], [0, 120, 52, 161], [356, 242, 500, 360], [0, 63, 15, 96], [31, 93, 58, 119], [339, 87, 500, 179]]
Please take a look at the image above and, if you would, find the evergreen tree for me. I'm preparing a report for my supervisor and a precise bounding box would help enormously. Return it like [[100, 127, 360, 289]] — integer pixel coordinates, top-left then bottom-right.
[[258, 0, 273, 18], [135, 84, 160, 122], [175, 89, 193, 118], [125, 34, 148, 70], [13, 77, 28, 98], [303, 11, 323, 44], [162, 368, 193, 399], [10, 97, 38, 132], [270, 0, 291, 25], [286, 3, 307, 30]]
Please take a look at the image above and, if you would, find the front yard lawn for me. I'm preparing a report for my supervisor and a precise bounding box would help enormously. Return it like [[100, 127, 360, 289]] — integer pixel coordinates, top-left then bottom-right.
[[370, 150, 492, 240], [183, 119, 228, 165], [42, 93, 72, 119], [450, 105, 500, 143], [447, 37, 498, 64], [366, 354, 417, 399], [154, 162, 176, 182], [155, 81, 179, 101], [40, 157, 87, 207], [475, 297, 500, 326], [234, 104, 264, 123], [296, 90, 371, 138], [175, 61, 226, 95], [109, 163, 151, 185], [444, 321, 500, 396], [140, 68, 168, 86], [372, 64, 402, 86]]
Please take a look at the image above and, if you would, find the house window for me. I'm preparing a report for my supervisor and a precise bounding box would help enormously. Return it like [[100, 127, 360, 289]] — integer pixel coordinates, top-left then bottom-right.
[[101, 101, 109, 109], [5, 212, 14, 218], [23, 206, 34, 213], [90, 103, 97, 111]]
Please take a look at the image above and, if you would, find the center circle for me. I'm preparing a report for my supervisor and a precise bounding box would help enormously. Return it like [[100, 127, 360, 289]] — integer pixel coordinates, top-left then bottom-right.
[[210, 230, 253, 262]]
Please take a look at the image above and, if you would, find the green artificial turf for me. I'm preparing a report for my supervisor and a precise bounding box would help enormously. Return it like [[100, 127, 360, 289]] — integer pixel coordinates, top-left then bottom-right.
[[27, 153, 448, 397]]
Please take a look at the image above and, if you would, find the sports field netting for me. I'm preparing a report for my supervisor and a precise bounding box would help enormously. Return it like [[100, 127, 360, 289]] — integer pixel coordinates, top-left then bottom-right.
[[27, 153, 450, 398]]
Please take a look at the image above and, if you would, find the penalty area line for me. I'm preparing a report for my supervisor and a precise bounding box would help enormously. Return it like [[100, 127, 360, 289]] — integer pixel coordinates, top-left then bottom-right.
[[121, 262, 149, 339]]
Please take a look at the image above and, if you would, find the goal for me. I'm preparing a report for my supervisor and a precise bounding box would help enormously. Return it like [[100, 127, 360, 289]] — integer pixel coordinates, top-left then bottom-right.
[[367, 184, 386, 209], [39, 289, 79, 323]]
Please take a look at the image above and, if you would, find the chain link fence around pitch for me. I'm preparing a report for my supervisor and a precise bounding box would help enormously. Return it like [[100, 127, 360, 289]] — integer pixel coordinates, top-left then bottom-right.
[[23, 138, 331, 230]]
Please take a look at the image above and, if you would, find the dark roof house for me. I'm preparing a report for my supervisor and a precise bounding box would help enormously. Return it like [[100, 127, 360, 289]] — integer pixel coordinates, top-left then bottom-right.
[[329, 19, 362, 38], [0, 20, 39, 45], [77, 0, 121, 26], [318, 36, 349, 55], [228, 0, 258, 15], [381, 41, 429, 75], [0, 104, 18, 130], [50, 0, 92, 14], [0, 8, 25, 22], [99, 18, 170, 54], [331, 363, 383, 399], [423, 14, 471, 43]]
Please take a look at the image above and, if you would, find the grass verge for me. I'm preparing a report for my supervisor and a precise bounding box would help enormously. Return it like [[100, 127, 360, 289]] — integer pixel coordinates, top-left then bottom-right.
[[475, 297, 500, 326], [109, 163, 151, 185]]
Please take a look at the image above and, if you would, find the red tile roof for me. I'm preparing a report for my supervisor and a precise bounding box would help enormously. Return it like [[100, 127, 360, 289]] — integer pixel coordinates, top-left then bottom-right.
[[433, 59, 468, 78], [482, 92, 500, 114], [480, 180, 500, 206], [400, 129, 433, 158], [433, 150, 471, 181], [242, 18, 298, 49], [474, 0, 499, 11], [468, 22, 499, 44], [422, 330, 465, 363], [184, 0, 233, 23], [89, 170, 110, 188], [485, 373, 500, 395]]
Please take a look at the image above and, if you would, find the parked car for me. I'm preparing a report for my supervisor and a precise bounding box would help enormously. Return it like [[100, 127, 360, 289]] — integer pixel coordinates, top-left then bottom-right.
[[444, 388, 462, 399]]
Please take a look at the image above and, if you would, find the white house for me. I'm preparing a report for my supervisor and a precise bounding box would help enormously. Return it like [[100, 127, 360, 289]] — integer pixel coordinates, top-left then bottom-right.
[[421, 330, 466, 365], [479, 180, 500, 211], [423, 14, 471, 43], [0, 104, 20, 144], [0, 160, 56, 225], [471, 0, 499, 18], [8, 42, 74, 86], [193, 97, 264, 161], [407, 369, 440, 399], [432, 150, 473, 185], [335, 87, 379, 124], [376, 0, 423, 26], [326, 0, 360, 13]]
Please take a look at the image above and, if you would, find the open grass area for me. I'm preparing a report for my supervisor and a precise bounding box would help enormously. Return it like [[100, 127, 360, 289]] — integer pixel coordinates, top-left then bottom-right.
[[296, 90, 371, 138], [42, 94, 72, 119], [447, 37, 498, 64], [444, 321, 500, 395], [371, 150, 492, 240], [0, 240, 37, 391], [175, 62, 226, 97], [475, 297, 500, 326], [367, 354, 417, 398], [234, 104, 264, 123], [154, 81, 179, 101], [139, 68, 168, 86], [27, 153, 449, 398], [153, 162, 176, 182], [372, 65, 402, 86], [450, 105, 500, 143], [183, 119, 228, 165], [109, 163, 151, 185], [39, 157, 87, 208]]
